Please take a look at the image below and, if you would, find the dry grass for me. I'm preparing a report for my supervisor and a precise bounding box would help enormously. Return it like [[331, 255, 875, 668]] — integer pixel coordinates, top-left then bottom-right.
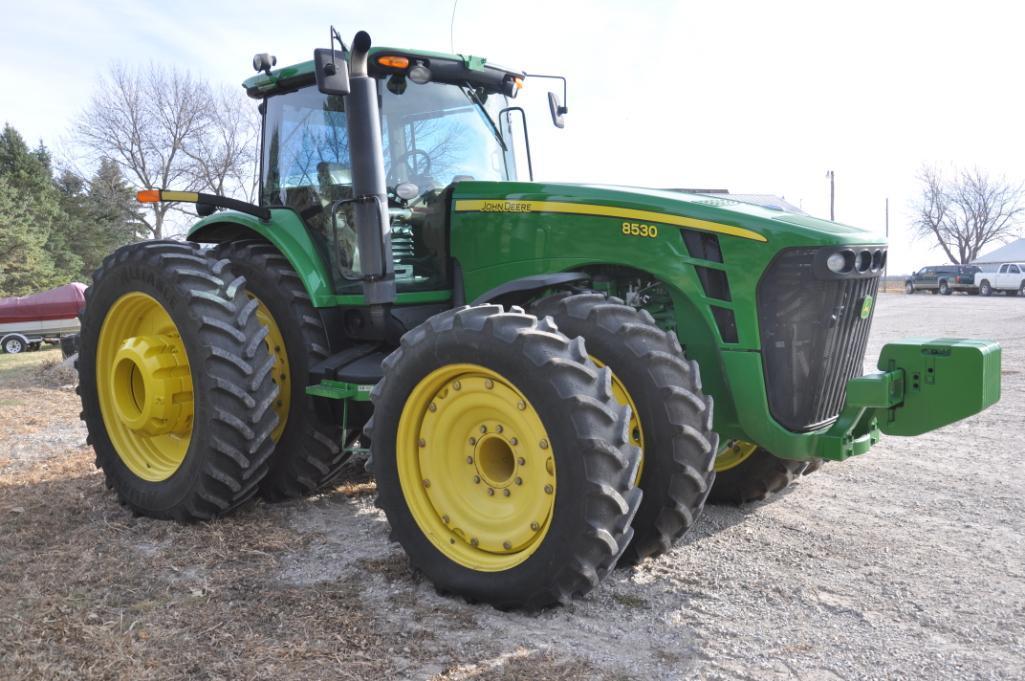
[[0, 357, 623, 681]]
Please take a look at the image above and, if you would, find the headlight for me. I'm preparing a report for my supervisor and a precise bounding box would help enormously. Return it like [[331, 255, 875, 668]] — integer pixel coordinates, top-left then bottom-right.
[[826, 252, 848, 273]]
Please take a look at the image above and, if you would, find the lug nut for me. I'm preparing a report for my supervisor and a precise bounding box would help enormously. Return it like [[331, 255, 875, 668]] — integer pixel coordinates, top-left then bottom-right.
[[428, 403, 437, 412], [442, 515, 450, 524], [418, 438, 426, 447], [422, 479, 431, 488], [480, 425, 487, 433], [517, 400, 526, 410], [544, 484, 554, 494], [515, 477, 523, 485], [530, 521, 540, 531], [466, 456, 474, 464], [487, 488, 495, 496], [503, 541, 512, 550], [453, 380, 461, 390], [473, 475, 481, 484], [517, 457, 525, 465], [470, 537, 479, 547], [469, 437, 477, 445], [495, 425, 504, 433], [484, 379, 494, 389], [503, 489, 511, 497], [510, 438, 519, 446], [539, 439, 549, 450]]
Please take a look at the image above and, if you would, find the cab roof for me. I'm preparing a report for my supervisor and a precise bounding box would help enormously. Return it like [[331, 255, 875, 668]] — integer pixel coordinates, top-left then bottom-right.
[[243, 45, 522, 99]]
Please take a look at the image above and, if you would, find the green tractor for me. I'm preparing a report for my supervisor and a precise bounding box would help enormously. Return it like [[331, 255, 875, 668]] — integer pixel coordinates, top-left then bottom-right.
[[77, 29, 1002, 609]]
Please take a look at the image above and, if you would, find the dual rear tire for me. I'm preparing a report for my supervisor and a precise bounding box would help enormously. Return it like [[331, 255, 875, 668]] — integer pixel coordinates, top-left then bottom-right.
[[78, 240, 354, 521]]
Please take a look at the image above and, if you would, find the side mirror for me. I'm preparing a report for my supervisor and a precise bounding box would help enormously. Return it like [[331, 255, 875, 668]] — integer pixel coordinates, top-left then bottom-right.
[[314, 48, 350, 96], [548, 91, 567, 129]]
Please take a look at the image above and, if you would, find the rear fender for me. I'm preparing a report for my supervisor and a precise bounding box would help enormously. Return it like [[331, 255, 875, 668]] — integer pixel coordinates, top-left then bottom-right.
[[188, 210, 335, 306]]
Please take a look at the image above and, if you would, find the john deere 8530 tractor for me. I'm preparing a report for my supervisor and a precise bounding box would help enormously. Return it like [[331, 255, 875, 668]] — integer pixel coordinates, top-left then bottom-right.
[[77, 29, 1001, 608]]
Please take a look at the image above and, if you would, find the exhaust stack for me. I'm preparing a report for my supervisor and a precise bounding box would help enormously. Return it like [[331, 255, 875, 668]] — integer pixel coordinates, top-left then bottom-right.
[[345, 30, 395, 305]]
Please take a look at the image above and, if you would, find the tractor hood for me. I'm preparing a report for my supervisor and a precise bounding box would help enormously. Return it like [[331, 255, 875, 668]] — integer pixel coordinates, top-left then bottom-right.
[[451, 181, 885, 247]]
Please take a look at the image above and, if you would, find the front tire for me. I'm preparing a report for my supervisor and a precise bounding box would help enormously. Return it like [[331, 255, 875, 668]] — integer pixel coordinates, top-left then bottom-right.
[[77, 241, 279, 520], [904, 282, 915, 294], [707, 441, 809, 505], [369, 305, 641, 609], [531, 292, 716, 564], [213, 240, 349, 501]]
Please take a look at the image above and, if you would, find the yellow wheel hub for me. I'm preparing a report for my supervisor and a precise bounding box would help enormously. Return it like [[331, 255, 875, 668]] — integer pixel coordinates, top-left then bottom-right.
[[397, 364, 556, 571], [592, 357, 644, 483], [715, 440, 759, 472], [250, 294, 290, 442], [97, 293, 193, 481]]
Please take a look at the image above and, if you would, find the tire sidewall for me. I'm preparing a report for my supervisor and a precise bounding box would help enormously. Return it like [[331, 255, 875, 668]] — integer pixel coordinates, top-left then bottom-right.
[[4, 337, 23, 354], [372, 330, 607, 602]]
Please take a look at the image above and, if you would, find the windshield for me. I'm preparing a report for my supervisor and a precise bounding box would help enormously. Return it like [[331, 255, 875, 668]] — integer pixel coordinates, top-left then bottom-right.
[[260, 79, 516, 208], [259, 79, 517, 293]]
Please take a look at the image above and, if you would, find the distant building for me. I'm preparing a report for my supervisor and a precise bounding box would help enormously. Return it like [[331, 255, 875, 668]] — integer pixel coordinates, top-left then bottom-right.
[[971, 239, 1025, 270]]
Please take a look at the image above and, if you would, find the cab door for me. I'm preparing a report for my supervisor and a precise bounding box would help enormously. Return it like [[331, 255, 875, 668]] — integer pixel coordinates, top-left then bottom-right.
[[995, 264, 1009, 289], [1006, 264, 1021, 289]]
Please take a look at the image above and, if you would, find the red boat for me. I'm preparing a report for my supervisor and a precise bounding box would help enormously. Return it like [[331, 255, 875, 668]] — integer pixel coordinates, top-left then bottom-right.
[[0, 283, 86, 354]]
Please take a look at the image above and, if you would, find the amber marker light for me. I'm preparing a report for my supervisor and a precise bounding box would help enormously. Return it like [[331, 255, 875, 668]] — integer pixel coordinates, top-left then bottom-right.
[[378, 55, 410, 69], [136, 189, 161, 203]]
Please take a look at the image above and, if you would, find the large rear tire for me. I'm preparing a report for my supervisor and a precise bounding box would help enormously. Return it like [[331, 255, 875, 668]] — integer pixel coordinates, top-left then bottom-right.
[[368, 305, 642, 609], [77, 241, 279, 520], [531, 292, 716, 564], [213, 240, 350, 501], [707, 441, 809, 505]]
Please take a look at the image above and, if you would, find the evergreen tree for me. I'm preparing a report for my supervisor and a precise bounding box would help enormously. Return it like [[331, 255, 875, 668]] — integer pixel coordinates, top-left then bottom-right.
[[56, 159, 139, 279], [0, 125, 64, 296], [0, 176, 57, 297]]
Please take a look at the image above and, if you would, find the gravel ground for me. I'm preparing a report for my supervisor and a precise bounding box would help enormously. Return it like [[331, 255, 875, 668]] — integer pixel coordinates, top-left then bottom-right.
[[1, 294, 1023, 680]]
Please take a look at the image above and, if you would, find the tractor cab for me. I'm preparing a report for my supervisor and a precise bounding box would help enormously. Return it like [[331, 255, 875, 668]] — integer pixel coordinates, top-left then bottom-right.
[[248, 46, 538, 297]]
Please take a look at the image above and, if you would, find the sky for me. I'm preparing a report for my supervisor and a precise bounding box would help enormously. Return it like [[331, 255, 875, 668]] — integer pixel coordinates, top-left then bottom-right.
[[3, 0, 1024, 274]]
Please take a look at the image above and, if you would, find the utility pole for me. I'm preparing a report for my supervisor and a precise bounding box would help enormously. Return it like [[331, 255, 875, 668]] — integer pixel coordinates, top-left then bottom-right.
[[825, 170, 835, 221]]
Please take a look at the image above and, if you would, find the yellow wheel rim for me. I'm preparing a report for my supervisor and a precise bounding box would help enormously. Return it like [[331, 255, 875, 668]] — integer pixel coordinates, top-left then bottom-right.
[[397, 364, 556, 571], [249, 294, 290, 442], [715, 440, 759, 472], [96, 293, 194, 481], [591, 357, 644, 484]]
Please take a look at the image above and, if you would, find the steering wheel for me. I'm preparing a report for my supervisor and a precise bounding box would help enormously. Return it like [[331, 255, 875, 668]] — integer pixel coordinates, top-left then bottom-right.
[[388, 149, 433, 187]]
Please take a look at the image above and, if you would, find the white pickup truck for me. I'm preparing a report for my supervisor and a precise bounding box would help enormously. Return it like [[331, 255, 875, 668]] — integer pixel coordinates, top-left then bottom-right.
[[977, 263, 1025, 296]]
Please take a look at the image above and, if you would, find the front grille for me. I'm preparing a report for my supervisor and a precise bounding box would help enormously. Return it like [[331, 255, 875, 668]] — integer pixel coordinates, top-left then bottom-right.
[[757, 247, 882, 432]]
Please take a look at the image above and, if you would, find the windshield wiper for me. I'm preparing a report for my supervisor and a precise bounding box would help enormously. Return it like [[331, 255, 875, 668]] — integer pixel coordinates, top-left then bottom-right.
[[460, 84, 507, 151]]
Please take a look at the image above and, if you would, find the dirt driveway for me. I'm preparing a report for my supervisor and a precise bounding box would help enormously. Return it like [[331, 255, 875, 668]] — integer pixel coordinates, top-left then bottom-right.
[[1, 293, 1023, 680]]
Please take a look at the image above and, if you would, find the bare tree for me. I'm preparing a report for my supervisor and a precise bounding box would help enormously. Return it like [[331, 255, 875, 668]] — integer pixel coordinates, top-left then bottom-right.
[[75, 64, 259, 239], [912, 165, 1025, 263], [182, 86, 261, 203]]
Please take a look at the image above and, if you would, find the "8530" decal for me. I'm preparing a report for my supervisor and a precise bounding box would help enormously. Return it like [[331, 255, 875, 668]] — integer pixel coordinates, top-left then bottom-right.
[[621, 222, 659, 238]]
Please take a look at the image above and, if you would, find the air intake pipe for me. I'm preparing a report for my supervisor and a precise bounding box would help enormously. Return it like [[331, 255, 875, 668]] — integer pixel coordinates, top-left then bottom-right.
[[345, 30, 395, 306]]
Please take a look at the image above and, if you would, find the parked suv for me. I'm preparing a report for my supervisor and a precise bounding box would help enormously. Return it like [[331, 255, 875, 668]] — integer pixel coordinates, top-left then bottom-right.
[[905, 265, 979, 295], [976, 263, 1025, 296]]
